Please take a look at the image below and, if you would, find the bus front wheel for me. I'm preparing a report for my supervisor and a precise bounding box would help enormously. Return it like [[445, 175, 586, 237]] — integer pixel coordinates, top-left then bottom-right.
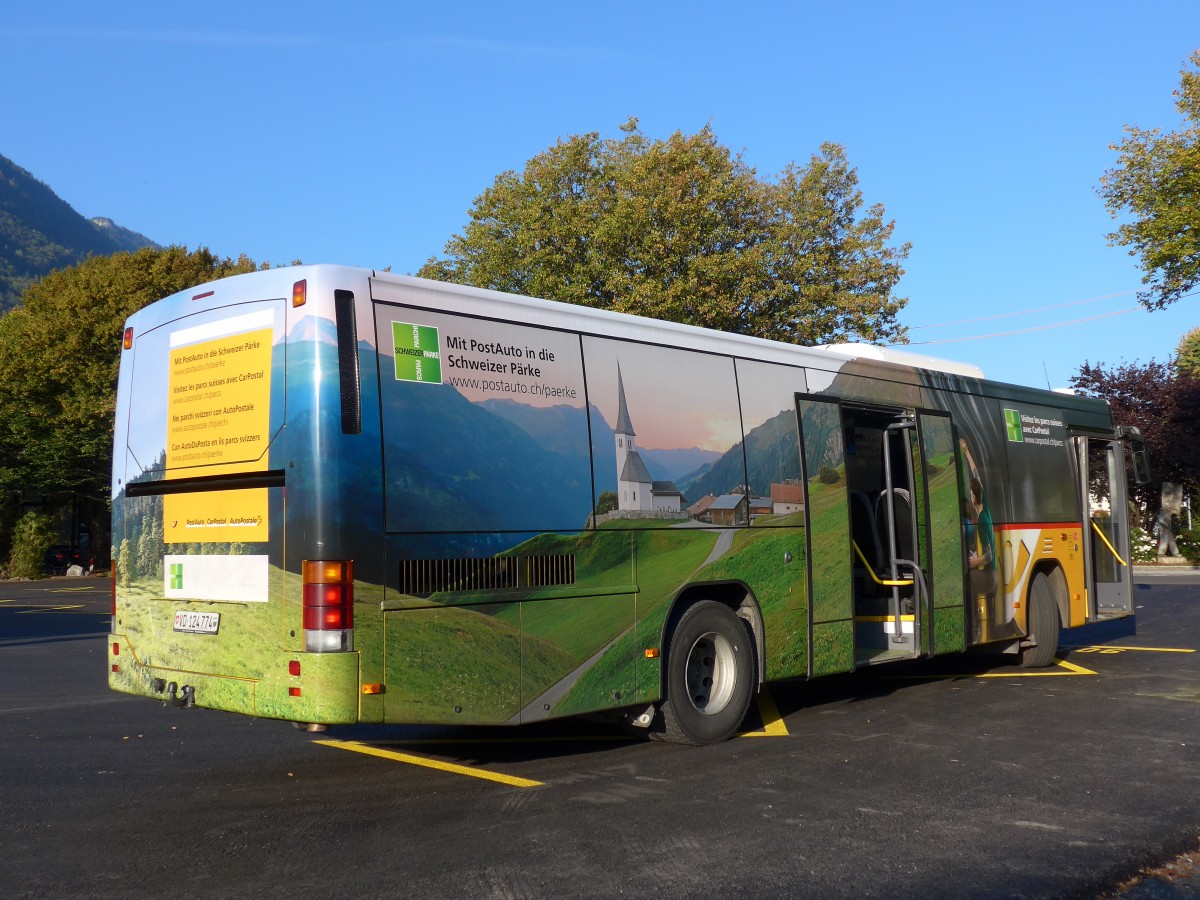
[[654, 600, 754, 745], [1019, 572, 1061, 668]]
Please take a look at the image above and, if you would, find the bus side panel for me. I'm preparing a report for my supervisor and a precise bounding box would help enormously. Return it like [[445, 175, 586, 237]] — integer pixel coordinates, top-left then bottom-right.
[[380, 530, 645, 724]]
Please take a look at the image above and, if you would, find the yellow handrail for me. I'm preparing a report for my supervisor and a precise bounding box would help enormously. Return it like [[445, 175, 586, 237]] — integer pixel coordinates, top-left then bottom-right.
[[1090, 518, 1129, 567], [851, 541, 915, 587]]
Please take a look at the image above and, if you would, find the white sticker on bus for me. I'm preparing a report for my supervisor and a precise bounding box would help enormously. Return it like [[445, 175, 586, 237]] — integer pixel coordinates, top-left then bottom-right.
[[163, 554, 269, 603], [168, 309, 275, 348]]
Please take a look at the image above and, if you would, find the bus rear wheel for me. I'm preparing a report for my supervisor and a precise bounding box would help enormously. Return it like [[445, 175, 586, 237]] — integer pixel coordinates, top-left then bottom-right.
[[1020, 572, 1061, 668], [653, 600, 754, 745]]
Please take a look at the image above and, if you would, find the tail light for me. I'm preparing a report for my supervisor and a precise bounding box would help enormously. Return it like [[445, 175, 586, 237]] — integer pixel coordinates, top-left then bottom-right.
[[302, 560, 353, 653]]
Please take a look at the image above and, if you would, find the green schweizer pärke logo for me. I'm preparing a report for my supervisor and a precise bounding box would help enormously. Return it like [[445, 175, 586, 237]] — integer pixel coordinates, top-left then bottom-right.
[[392, 322, 442, 384], [169, 562, 184, 590], [1003, 408, 1023, 443]]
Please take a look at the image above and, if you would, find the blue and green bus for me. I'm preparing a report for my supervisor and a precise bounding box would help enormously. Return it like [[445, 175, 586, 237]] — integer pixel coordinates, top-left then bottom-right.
[[109, 265, 1148, 744]]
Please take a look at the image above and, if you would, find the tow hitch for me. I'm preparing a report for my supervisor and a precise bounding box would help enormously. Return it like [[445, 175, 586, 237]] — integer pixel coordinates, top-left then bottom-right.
[[151, 678, 196, 708]]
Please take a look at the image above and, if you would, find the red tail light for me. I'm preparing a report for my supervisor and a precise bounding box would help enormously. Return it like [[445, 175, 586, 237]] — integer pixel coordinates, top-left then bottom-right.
[[302, 560, 353, 652]]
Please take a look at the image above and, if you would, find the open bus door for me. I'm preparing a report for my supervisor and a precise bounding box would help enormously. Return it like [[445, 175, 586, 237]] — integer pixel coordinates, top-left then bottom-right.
[[797, 395, 967, 670], [1076, 431, 1149, 620]]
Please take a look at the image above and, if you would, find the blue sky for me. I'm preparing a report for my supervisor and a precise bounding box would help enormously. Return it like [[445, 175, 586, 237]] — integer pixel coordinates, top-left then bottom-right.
[[3, 1, 1198, 388]]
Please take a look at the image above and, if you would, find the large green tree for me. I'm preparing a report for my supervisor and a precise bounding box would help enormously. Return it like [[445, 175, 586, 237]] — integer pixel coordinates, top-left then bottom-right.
[[420, 119, 910, 345], [1176, 326, 1200, 374], [1071, 356, 1200, 517], [0, 246, 258, 503], [1099, 50, 1200, 310]]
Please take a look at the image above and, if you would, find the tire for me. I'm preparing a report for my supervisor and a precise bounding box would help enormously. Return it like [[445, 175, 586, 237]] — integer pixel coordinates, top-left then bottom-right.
[[653, 600, 755, 745], [1020, 572, 1060, 668]]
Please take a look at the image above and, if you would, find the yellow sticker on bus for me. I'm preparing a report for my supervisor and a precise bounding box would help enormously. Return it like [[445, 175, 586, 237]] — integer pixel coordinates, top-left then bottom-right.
[[164, 321, 273, 543]]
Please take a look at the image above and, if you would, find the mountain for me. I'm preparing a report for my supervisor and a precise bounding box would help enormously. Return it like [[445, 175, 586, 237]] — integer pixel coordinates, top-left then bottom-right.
[[0, 153, 160, 311], [687, 408, 803, 499], [639, 447, 721, 483], [381, 381, 595, 549], [89, 217, 157, 253]]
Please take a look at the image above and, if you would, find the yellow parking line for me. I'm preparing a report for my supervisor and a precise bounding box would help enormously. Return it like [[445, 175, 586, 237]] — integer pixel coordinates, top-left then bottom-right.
[[739, 689, 790, 737], [314, 739, 543, 788], [875, 657, 1098, 679], [976, 657, 1097, 677], [1065, 644, 1195, 654], [15, 604, 85, 614]]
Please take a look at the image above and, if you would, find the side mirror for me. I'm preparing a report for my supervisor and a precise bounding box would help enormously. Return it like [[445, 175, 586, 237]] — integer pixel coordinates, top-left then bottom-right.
[[1131, 447, 1152, 486], [1117, 426, 1153, 485]]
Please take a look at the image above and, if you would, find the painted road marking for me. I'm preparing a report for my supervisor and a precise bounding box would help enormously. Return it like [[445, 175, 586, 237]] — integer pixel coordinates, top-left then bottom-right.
[[1066, 644, 1195, 654], [313, 689, 791, 784], [875, 657, 1098, 679], [315, 739, 543, 788], [739, 689, 790, 737], [976, 657, 1097, 677], [14, 604, 86, 614]]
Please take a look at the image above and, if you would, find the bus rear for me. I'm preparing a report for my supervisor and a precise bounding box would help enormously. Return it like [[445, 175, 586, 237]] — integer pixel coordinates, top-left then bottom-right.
[[108, 266, 378, 727]]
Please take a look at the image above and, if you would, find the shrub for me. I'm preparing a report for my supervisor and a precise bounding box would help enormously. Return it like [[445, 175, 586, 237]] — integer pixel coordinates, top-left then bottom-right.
[[8, 510, 58, 579], [1130, 525, 1157, 563]]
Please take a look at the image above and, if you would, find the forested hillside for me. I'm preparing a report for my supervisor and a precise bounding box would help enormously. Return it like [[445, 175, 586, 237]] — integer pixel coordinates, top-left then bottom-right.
[[0, 153, 159, 310]]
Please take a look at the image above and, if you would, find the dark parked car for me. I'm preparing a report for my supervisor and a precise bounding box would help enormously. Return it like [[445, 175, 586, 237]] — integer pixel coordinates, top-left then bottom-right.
[[44, 546, 83, 576]]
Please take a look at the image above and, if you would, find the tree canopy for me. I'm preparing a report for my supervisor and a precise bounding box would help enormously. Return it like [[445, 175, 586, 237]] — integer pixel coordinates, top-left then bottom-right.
[[1071, 356, 1200, 515], [0, 246, 259, 503], [420, 119, 910, 345], [1098, 50, 1200, 310], [1176, 326, 1200, 375]]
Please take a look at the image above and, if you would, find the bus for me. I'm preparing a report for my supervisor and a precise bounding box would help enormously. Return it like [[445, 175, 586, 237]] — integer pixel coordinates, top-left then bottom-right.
[[109, 265, 1151, 744]]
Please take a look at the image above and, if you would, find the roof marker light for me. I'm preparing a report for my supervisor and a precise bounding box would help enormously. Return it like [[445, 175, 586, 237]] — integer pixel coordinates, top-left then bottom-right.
[[292, 280, 307, 308], [122, 327, 133, 350]]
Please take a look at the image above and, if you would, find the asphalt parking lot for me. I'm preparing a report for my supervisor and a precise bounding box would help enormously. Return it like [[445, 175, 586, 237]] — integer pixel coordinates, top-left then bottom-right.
[[1, 571, 1198, 898]]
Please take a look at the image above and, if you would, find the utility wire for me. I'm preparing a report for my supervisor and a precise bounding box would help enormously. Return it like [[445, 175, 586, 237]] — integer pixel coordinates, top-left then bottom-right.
[[908, 289, 1139, 330], [899, 289, 1199, 346], [902, 307, 1142, 345]]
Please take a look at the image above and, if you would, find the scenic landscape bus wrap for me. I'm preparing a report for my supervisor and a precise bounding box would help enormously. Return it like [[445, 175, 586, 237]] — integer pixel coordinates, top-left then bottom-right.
[[108, 265, 1149, 744]]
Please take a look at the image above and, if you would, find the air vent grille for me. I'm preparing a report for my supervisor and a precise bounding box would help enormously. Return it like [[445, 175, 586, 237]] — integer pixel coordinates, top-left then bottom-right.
[[399, 554, 576, 596]]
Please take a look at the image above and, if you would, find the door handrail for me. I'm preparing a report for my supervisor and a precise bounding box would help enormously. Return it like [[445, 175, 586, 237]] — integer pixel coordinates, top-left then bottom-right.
[[851, 540, 915, 587], [1090, 518, 1129, 567]]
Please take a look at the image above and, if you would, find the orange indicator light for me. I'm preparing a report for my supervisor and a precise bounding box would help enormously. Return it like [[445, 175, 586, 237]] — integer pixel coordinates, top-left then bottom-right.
[[362, 683, 384, 695], [644, 648, 660, 659]]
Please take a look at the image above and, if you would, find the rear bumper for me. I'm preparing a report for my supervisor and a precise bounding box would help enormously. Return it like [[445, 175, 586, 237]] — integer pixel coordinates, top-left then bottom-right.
[[108, 633, 361, 724]]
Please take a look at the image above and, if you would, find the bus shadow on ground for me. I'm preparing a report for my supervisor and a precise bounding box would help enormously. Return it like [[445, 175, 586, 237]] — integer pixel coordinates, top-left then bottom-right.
[[0, 605, 109, 646], [316, 689, 799, 764], [764, 625, 1138, 721]]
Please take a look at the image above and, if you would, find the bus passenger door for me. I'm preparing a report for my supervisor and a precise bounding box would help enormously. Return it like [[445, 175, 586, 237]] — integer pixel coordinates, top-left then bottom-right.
[[1077, 437, 1134, 618], [795, 395, 855, 677], [914, 412, 968, 655]]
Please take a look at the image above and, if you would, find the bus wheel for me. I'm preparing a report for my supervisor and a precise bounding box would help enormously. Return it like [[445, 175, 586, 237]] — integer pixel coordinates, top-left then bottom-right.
[[1020, 573, 1060, 668], [654, 600, 754, 745]]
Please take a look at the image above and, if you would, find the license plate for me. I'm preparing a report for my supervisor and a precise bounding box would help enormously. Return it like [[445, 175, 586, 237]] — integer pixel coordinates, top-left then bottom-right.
[[173, 610, 220, 634]]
